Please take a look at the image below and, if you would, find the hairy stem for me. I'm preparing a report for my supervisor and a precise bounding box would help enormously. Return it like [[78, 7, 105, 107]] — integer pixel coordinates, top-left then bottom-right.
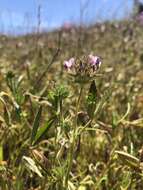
[[64, 85, 84, 188]]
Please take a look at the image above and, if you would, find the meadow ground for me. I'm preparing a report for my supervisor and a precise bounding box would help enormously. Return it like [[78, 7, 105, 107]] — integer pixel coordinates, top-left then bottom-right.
[[0, 19, 143, 190]]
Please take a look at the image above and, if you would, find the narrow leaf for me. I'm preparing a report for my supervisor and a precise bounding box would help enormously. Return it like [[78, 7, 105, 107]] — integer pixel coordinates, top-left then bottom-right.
[[22, 156, 43, 178], [0, 96, 11, 126], [87, 80, 100, 118], [31, 105, 42, 145], [33, 118, 54, 145], [115, 150, 140, 168]]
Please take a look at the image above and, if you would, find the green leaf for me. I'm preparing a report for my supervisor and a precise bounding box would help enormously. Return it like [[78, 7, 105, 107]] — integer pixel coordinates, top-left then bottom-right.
[[33, 118, 54, 145], [87, 80, 100, 118], [31, 105, 42, 145]]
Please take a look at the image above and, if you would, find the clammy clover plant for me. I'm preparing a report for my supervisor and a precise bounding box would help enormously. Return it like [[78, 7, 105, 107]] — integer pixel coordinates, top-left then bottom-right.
[[28, 54, 103, 190]]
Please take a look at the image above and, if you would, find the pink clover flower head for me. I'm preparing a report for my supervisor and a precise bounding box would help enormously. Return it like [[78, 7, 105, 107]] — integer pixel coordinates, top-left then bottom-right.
[[88, 54, 101, 69], [64, 57, 75, 69]]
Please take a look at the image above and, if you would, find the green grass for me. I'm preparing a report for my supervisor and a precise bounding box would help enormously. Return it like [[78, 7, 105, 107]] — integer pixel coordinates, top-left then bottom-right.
[[0, 19, 143, 190]]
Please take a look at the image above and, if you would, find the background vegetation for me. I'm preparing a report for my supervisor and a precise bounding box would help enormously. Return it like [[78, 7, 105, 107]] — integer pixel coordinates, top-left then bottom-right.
[[0, 8, 143, 190]]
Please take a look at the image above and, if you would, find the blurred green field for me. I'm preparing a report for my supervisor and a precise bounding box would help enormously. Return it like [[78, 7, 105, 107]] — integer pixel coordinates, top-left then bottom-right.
[[0, 19, 143, 190]]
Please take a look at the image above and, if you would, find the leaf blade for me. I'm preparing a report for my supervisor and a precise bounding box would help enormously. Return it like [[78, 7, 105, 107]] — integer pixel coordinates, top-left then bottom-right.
[[33, 118, 54, 145], [31, 105, 42, 145]]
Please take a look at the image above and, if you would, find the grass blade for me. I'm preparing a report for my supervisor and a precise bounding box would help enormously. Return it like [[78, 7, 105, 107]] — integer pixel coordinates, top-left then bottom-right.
[[31, 105, 42, 145], [33, 118, 54, 145]]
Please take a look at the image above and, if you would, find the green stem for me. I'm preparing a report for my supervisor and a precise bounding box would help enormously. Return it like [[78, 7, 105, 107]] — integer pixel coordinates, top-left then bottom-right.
[[64, 85, 84, 188]]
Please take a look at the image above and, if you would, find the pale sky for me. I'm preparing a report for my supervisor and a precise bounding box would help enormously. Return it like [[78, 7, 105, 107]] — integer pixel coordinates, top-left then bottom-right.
[[0, 0, 136, 35]]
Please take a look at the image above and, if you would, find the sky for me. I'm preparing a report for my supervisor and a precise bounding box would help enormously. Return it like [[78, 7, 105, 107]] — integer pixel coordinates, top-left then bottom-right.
[[0, 0, 139, 35]]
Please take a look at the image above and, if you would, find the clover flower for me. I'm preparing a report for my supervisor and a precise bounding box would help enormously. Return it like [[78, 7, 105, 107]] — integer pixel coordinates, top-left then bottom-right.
[[63, 55, 102, 83], [88, 54, 101, 70], [63, 58, 75, 70]]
